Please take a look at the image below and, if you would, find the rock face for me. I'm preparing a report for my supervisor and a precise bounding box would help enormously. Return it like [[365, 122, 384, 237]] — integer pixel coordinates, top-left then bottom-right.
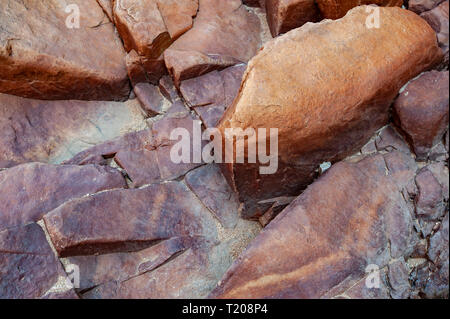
[[265, 0, 322, 37], [316, 0, 403, 19], [0, 94, 147, 168], [420, 0, 449, 66], [0, 163, 126, 231], [0, 223, 77, 299], [164, 0, 261, 86], [393, 71, 449, 160], [409, 0, 445, 14], [217, 6, 443, 219], [0, 0, 130, 101]]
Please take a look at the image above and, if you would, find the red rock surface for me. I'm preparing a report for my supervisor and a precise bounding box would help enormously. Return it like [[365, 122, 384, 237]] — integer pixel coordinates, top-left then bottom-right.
[[0, 163, 126, 231], [316, 0, 403, 19], [217, 6, 443, 219], [265, 0, 322, 36], [393, 71, 449, 160], [0, 0, 130, 101]]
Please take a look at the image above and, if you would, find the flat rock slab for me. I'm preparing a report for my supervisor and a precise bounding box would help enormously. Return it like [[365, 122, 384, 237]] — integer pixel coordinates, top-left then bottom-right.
[[0, 94, 147, 168], [165, 0, 261, 86], [210, 152, 420, 298], [393, 71, 449, 160], [0, 163, 126, 231], [0, 223, 77, 299], [0, 0, 130, 101], [217, 6, 443, 219]]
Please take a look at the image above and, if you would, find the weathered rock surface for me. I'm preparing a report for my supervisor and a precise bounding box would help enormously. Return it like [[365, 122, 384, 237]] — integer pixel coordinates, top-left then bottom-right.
[[265, 0, 321, 37], [217, 6, 443, 219], [180, 64, 246, 127], [0, 163, 126, 231], [316, 0, 403, 19], [0, 0, 130, 101], [420, 0, 449, 67], [0, 93, 147, 167], [96, 0, 114, 22], [210, 152, 420, 298], [134, 82, 167, 116], [65, 103, 202, 188], [393, 71, 449, 160], [164, 0, 261, 86], [0, 223, 77, 299], [409, 0, 444, 14]]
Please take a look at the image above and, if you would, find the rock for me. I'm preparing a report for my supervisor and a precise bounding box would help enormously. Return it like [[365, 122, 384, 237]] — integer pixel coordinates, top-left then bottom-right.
[[0, 223, 77, 299], [420, 0, 449, 67], [126, 50, 150, 86], [0, 0, 130, 101], [217, 6, 443, 219], [409, 0, 444, 14], [164, 0, 261, 86], [185, 165, 240, 228], [180, 64, 246, 127], [96, 0, 114, 22], [134, 83, 166, 116], [265, 0, 321, 37], [316, 0, 403, 19], [388, 259, 412, 299], [209, 154, 416, 298], [0, 93, 147, 167], [393, 71, 449, 160], [375, 125, 412, 155], [159, 75, 181, 102], [0, 163, 126, 231], [157, 0, 199, 40]]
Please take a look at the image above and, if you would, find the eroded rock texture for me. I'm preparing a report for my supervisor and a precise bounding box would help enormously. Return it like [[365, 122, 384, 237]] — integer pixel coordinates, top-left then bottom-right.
[[316, 0, 403, 19], [218, 6, 443, 219], [393, 71, 449, 160], [210, 143, 449, 299], [0, 94, 147, 168], [0, 0, 130, 101]]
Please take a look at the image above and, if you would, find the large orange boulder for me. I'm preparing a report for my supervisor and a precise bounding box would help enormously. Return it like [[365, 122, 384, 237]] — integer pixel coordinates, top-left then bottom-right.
[[217, 6, 443, 219], [0, 0, 130, 101]]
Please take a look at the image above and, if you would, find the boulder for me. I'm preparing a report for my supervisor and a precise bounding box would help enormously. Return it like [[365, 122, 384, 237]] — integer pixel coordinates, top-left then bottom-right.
[[265, 0, 322, 37], [0, 163, 126, 231], [316, 0, 403, 19], [217, 6, 443, 219], [210, 153, 417, 298], [393, 71, 449, 160], [0, 223, 77, 299], [408, 0, 444, 14], [0, 93, 147, 167], [0, 0, 130, 101]]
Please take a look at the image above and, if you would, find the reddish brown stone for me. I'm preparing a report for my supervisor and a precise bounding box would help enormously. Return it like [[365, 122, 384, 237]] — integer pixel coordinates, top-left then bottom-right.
[[0, 223, 77, 299], [375, 125, 412, 155], [265, 0, 322, 37], [157, 0, 199, 40], [218, 6, 443, 219], [159, 75, 181, 102], [0, 0, 130, 101], [393, 71, 449, 160], [134, 82, 165, 116], [165, 0, 261, 86], [96, 0, 114, 22], [0, 163, 126, 231], [316, 0, 403, 19], [210, 154, 416, 298], [0, 93, 146, 167], [125, 50, 149, 86]]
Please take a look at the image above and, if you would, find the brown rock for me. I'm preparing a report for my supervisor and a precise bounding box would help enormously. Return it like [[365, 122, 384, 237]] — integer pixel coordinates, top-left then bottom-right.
[[134, 83, 165, 116], [393, 71, 449, 160], [125, 50, 150, 86], [96, 0, 114, 22], [316, 0, 403, 19], [210, 154, 416, 298], [375, 125, 412, 155], [157, 0, 199, 40], [165, 0, 261, 86], [409, 0, 444, 14], [159, 75, 181, 102], [265, 0, 322, 37], [43, 182, 218, 257], [420, 0, 449, 66], [218, 6, 443, 219], [0, 0, 129, 101], [185, 164, 240, 228], [0, 93, 147, 167], [0, 223, 77, 299], [0, 163, 126, 231]]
